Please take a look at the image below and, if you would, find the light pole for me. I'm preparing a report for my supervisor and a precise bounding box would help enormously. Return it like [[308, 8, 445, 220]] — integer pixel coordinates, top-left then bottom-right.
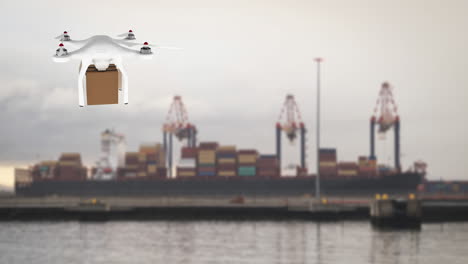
[[315, 58, 323, 201]]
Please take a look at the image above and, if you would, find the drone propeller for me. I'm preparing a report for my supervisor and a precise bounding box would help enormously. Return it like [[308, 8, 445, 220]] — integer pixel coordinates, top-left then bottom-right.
[[155, 46, 183, 50], [117, 30, 136, 40], [55, 31, 71, 40], [119, 41, 182, 50]]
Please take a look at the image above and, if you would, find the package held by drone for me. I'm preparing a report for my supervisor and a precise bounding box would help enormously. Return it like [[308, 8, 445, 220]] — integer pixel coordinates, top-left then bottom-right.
[[84, 64, 121, 105]]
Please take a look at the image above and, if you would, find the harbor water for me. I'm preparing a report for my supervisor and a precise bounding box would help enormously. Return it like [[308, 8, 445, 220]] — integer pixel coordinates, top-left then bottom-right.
[[0, 221, 467, 264]]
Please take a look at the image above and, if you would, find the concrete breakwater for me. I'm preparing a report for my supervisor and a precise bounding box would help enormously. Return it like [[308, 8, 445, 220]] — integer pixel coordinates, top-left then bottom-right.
[[0, 196, 467, 222]]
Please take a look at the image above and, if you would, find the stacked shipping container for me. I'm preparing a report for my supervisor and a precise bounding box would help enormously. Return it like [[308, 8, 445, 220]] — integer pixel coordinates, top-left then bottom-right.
[[217, 146, 237, 177], [121, 152, 139, 178], [139, 144, 166, 179], [358, 156, 377, 178], [31, 153, 86, 181], [319, 148, 337, 178], [33, 160, 58, 181], [237, 150, 258, 176], [119, 143, 167, 179], [256, 155, 280, 177], [337, 162, 358, 177], [197, 142, 218, 177], [56, 153, 86, 181]]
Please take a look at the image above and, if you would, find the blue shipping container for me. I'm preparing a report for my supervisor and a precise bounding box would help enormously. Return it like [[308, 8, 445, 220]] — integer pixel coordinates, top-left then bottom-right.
[[198, 171, 216, 176]]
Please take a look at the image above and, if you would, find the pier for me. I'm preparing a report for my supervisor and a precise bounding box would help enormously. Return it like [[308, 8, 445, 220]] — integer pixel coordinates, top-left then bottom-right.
[[0, 196, 467, 222]]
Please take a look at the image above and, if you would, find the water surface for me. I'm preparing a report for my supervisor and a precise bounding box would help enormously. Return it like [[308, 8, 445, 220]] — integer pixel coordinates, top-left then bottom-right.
[[0, 221, 466, 264]]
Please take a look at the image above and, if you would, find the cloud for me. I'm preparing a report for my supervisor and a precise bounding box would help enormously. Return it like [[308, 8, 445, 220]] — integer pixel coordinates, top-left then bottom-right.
[[0, 79, 40, 98]]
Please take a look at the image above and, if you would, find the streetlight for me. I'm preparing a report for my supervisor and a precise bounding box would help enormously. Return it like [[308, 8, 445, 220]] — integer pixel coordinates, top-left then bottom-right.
[[315, 58, 323, 201]]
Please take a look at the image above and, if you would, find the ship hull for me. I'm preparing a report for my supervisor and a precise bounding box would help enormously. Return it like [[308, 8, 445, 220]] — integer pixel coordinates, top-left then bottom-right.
[[15, 172, 422, 197]]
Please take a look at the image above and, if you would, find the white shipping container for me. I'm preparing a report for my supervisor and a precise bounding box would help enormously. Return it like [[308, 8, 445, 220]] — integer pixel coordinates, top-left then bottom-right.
[[178, 158, 196, 168]]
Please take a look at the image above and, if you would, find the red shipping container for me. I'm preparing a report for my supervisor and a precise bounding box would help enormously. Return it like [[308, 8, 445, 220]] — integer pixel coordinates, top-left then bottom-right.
[[217, 164, 237, 170], [199, 142, 219, 149], [157, 168, 167, 178], [181, 147, 198, 158]]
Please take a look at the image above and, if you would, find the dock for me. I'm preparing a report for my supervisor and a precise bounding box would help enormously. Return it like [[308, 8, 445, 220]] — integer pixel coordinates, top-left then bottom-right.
[[0, 195, 467, 222]]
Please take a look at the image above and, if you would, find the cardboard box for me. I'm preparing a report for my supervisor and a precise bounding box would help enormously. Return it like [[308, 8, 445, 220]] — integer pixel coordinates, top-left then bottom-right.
[[84, 64, 121, 105]]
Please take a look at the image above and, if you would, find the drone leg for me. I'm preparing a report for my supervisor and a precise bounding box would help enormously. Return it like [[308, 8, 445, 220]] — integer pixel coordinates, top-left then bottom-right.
[[115, 61, 129, 105], [78, 59, 91, 107]]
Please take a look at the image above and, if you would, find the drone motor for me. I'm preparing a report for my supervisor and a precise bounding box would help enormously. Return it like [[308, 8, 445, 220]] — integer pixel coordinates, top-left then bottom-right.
[[55, 43, 68, 56], [140, 42, 152, 54]]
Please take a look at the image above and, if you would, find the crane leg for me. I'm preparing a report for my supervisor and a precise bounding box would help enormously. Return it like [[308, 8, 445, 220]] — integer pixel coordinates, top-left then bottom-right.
[[78, 59, 91, 107], [114, 60, 129, 105]]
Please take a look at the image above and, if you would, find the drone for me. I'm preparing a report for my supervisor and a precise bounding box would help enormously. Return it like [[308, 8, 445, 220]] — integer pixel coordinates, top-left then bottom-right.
[[52, 30, 179, 107]]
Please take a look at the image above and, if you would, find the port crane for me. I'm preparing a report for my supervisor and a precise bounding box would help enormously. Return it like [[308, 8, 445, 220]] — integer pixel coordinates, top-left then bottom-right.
[[93, 129, 126, 180], [276, 94, 307, 173], [370, 82, 401, 171], [163, 96, 197, 177]]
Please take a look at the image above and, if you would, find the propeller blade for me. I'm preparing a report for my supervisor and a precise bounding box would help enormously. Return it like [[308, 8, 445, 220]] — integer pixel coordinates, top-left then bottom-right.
[[155, 46, 183, 50], [55, 31, 70, 40]]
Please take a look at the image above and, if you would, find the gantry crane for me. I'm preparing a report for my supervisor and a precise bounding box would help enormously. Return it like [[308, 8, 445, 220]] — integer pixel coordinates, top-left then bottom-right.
[[276, 94, 307, 170], [163, 96, 197, 177], [370, 82, 401, 171], [93, 129, 126, 180]]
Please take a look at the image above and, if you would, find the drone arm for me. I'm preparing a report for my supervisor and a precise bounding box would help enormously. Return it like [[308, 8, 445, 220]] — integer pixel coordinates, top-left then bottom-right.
[[113, 39, 140, 48], [64, 39, 90, 49], [52, 46, 88, 62]]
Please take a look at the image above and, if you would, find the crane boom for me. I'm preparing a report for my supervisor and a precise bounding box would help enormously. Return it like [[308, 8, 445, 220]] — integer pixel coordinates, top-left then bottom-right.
[[277, 94, 304, 142]]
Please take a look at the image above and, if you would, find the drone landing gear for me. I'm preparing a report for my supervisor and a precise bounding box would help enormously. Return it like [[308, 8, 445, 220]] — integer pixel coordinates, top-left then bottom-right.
[[114, 60, 129, 105], [78, 59, 92, 107]]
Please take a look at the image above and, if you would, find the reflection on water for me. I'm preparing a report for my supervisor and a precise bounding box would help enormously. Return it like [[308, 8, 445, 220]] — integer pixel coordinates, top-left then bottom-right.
[[0, 221, 467, 264]]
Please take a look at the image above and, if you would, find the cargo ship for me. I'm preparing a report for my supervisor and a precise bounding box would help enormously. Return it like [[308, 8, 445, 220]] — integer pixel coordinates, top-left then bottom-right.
[[15, 143, 425, 197], [15, 87, 428, 197]]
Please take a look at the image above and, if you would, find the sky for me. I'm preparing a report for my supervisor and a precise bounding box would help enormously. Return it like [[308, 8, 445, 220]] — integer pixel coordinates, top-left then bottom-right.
[[1, 0, 467, 186]]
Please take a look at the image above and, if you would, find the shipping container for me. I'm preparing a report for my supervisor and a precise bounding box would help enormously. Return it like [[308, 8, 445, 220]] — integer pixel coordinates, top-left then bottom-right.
[[319, 161, 336, 167], [259, 154, 278, 159], [199, 142, 219, 149], [217, 145, 236, 151], [181, 147, 198, 158], [217, 158, 236, 164], [59, 153, 82, 164], [147, 164, 157, 174], [178, 158, 196, 168], [238, 166, 256, 176], [157, 168, 167, 178], [125, 152, 139, 165], [177, 170, 196, 177], [238, 155, 257, 164], [319, 148, 336, 154], [217, 153, 237, 158], [198, 167, 216, 173], [238, 149, 258, 154], [139, 143, 163, 154], [337, 170, 358, 176], [257, 169, 280, 177], [138, 152, 147, 162], [218, 171, 236, 177], [338, 162, 358, 168], [199, 171, 216, 176]]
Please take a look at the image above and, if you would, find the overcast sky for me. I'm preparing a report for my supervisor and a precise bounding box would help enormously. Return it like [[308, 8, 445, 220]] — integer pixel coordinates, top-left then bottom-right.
[[1, 0, 467, 185]]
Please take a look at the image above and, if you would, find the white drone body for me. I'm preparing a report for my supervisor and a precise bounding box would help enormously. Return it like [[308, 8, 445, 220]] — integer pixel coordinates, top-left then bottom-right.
[[52, 30, 178, 107]]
